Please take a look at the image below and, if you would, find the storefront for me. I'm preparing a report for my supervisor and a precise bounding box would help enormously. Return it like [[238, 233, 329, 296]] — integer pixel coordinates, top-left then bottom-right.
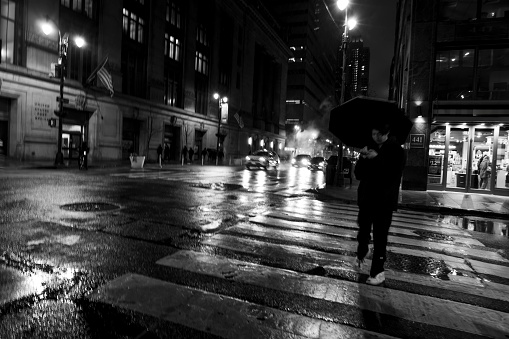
[[427, 123, 509, 195]]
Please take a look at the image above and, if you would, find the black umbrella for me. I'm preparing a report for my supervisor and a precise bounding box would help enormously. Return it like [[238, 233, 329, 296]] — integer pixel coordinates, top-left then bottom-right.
[[329, 96, 413, 148]]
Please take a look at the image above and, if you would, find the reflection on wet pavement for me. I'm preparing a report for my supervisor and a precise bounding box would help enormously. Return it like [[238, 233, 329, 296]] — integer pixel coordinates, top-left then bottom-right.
[[442, 215, 509, 237]]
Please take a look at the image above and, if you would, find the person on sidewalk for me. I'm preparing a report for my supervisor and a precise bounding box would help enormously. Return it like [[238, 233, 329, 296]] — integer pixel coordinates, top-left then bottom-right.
[[479, 154, 491, 189], [157, 144, 163, 168], [353, 122, 406, 286], [188, 146, 194, 164], [164, 143, 170, 162], [181, 145, 188, 164]]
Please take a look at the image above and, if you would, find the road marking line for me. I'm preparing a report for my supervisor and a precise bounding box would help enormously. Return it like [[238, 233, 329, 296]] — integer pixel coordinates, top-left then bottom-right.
[[156, 250, 509, 338], [88, 273, 397, 339], [203, 233, 509, 298]]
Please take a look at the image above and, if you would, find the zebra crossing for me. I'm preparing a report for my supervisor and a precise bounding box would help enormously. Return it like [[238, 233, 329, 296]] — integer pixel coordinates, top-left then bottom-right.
[[88, 198, 509, 338]]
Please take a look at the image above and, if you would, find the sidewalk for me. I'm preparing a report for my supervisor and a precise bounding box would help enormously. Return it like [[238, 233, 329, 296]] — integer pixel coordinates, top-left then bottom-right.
[[316, 180, 509, 219], [2, 156, 508, 219]]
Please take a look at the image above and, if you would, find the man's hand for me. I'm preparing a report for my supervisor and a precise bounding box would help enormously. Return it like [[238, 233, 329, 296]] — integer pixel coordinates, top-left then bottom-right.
[[360, 146, 378, 159]]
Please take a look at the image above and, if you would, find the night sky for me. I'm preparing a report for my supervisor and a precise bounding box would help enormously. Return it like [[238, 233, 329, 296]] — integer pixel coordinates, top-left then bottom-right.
[[349, 0, 398, 99]]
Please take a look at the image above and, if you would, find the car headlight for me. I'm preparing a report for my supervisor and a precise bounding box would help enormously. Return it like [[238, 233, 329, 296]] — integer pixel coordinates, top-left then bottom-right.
[[320, 162, 325, 166], [259, 157, 266, 162], [302, 159, 309, 165], [291, 159, 296, 164], [245, 156, 250, 161]]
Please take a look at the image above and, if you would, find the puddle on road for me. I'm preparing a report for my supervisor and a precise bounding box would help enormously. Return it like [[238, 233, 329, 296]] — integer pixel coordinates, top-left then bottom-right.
[[441, 215, 509, 237]]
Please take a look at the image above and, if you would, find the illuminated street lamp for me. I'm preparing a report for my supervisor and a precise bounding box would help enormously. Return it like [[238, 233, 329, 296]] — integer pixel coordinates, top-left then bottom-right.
[[213, 93, 228, 165], [42, 19, 85, 166]]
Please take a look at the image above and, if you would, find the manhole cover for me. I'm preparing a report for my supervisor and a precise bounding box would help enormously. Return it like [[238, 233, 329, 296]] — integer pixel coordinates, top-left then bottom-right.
[[190, 183, 243, 191], [414, 230, 454, 242], [60, 202, 119, 212]]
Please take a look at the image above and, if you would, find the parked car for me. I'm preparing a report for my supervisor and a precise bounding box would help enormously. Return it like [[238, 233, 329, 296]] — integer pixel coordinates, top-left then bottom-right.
[[245, 150, 280, 170], [291, 154, 312, 167], [308, 156, 325, 171]]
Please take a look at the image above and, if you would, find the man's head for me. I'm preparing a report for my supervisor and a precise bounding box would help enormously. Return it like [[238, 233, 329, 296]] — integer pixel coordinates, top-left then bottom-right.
[[371, 122, 391, 145]]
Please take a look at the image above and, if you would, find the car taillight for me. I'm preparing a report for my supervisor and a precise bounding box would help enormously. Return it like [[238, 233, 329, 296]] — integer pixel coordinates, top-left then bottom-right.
[[291, 158, 296, 164], [259, 157, 266, 162], [245, 156, 251, 160]]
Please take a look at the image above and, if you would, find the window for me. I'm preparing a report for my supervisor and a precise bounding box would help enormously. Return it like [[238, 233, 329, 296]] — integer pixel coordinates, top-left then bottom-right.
[[477, 48, 509, 100], [196, 24, 208, 46], [68, 43, 92, 84], [61, 0, 94, 19], [166, 1, 180, 28], [438, 0, 477, 21], [195, 75, 208, 114], [123, 7, 144, 43], [195, 51, 208, 75], [164, 67, 181, 107], [434, 49, 474, 100], [164, 33, 181, 61], [481, 0, 509, 19], [0, 0, 17, 64]]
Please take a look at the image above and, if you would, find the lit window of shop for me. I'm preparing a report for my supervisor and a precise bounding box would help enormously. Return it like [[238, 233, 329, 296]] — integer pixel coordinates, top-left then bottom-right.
[[428, 127, 446, 185], [495, 126, 509, 190]]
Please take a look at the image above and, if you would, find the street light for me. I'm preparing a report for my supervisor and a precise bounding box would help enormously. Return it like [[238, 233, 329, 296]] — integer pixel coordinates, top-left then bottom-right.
[[42, 19, 85, 166], [213, 93, 228, 165], [334, 0, 356, 186]]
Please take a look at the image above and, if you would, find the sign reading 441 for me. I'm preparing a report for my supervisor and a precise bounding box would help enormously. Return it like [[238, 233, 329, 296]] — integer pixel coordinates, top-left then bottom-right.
[[410, 134, 425, 148]]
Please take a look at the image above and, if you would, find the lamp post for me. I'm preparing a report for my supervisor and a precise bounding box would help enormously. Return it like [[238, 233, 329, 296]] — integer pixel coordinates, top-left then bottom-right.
[[334, 0, 357, 186], [213, 93, 228, 165], [42, 20, 85, 166]]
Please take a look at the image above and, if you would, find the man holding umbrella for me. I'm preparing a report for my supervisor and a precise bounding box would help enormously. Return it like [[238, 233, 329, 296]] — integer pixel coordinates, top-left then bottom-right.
[[353, 121, 406, 285]]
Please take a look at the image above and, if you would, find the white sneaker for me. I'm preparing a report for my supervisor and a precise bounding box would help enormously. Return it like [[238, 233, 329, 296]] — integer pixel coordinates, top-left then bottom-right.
[[366, 272, 385, 285]]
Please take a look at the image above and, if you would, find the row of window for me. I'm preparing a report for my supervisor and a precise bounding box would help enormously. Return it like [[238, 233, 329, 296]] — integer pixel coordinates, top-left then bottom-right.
[[439, 0, 509, 21], [435, 47, 509, 100]]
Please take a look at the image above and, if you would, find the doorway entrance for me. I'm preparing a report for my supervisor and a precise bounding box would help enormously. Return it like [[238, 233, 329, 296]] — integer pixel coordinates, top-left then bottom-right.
[[428, 124, 508, 194]]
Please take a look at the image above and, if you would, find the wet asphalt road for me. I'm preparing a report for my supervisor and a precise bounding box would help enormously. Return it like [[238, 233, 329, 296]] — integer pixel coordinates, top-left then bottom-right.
[[0, 163, 508, 338]]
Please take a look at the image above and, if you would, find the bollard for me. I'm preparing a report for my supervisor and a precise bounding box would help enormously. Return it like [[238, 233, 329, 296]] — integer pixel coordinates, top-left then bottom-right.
[[229, 156, 232, 166], [202, 156, 204, 166], [181, 156, 184, 166]]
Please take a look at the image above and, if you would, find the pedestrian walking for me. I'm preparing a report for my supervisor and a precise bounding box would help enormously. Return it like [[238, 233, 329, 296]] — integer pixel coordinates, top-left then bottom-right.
[[188, 147, 194, 164], [353, 122, 406, 285], [164, 143, 170, 162], [78, 141, 89, 170], [182, 145, 188, 163], [157, 144, 163, 168]]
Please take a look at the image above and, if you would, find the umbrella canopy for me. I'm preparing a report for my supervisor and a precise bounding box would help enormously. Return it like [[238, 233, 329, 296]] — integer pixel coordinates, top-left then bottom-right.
[[329, 96, 413, 148]]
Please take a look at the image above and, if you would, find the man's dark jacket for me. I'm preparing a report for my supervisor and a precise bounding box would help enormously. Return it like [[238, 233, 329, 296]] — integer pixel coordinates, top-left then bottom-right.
[[354, 138, 406, 211]]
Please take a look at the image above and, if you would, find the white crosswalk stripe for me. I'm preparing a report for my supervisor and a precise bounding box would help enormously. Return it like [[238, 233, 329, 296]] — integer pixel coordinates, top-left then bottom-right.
[[88, 199, 509, 338]]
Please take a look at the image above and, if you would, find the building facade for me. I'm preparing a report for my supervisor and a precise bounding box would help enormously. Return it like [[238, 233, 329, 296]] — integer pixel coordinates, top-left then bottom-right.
[[344, 35, 370, 99], [0, 0, 290, 164], [391, 0, 509, 196], [261, 0, 341, 157]]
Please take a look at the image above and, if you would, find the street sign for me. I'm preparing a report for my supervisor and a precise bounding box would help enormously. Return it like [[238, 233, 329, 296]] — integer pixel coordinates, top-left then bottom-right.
[[56, 97, 69, 104], [410, 134, 425, 148]]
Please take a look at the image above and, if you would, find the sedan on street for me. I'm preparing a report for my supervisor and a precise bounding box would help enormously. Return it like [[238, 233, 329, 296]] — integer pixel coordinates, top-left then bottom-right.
[[291, 154, 312, 168], [245, 150, 280, 170]]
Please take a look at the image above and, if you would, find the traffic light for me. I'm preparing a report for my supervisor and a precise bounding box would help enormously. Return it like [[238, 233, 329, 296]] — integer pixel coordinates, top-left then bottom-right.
[[48, 118, 57, 127]]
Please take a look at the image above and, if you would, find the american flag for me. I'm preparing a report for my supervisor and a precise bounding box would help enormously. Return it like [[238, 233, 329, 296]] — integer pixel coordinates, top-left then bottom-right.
[[234, 112, 244, 128], [85, 56, 114, 97]]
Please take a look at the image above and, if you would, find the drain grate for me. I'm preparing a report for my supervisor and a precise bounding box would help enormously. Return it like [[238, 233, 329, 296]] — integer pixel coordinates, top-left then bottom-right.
[[60, 202, 119, 212]]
